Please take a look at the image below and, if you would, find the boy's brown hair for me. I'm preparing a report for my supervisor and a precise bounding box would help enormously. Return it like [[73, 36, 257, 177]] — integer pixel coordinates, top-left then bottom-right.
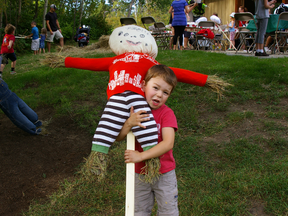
[[5, 24, 16, 35], [145, 64, 177, 93], [31, 21, 37, 26]]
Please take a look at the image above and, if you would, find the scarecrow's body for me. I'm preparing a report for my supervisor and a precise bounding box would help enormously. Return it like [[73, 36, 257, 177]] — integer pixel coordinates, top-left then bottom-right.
[[65, 25, 208, 154], [65, 52, 208, 153]]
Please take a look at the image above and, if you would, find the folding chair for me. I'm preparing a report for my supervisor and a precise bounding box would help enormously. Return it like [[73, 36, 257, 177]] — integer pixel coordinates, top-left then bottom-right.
[[234, 12, 257, 54], [152, 22, 170, 50], [141, 16, 156, 30], [120, 17, 137, 26], [196, 21, 215, 50], [272, 12, 288, 54]]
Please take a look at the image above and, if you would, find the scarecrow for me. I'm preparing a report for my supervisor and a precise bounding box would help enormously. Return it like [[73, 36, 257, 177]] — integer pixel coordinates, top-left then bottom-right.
[[50, 25, 231, 182]]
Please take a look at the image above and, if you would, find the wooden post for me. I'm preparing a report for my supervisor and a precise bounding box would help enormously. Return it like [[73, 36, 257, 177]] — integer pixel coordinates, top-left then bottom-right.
[[125, 131, 135, 216]]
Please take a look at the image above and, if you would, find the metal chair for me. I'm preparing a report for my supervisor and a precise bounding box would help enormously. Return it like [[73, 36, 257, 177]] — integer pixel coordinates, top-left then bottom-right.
[[234, 12, 257, 54], [141, 16, 156, 30], [272, 12, 288, 54], [120, 17, 137, 26], [196, 21, 215, 50], [152, 22, 170, 50]]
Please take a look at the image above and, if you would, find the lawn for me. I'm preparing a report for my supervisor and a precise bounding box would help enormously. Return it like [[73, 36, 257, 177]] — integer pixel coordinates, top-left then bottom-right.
[[2, 47, 288, 215]]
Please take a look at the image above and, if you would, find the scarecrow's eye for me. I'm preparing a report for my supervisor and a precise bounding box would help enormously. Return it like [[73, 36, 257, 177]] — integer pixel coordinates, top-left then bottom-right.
[[118, 31, 123, 36], [124, 33, 129, 36], [145, 43, 148, 46], [140, 34, 145, 38]]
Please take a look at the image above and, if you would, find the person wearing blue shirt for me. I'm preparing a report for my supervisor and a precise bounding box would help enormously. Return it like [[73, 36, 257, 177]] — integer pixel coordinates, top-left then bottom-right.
[[169, 0, 194, 50], [25, 21, 39, 55]]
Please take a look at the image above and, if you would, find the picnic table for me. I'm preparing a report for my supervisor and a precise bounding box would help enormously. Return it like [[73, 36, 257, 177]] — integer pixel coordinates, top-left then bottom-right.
[[246, 14, 288, 33]]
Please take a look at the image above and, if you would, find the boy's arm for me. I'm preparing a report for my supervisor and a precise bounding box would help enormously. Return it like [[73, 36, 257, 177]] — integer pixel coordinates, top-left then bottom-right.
[[25, 33, 33, 39], [7, 40, 13, 49], [116, 107, 150, 141], [124, 127, 175, 163]]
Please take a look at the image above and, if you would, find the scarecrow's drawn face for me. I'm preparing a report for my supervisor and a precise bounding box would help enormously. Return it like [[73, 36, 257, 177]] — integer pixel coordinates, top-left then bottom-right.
[[109, 25, 158, 58]]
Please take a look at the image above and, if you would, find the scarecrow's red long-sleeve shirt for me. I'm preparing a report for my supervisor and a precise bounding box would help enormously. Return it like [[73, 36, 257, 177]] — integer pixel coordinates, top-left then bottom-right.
[[65, 52, 208, 99]]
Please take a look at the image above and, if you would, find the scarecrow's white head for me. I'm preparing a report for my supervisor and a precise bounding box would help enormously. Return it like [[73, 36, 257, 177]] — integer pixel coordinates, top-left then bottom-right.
[[109, 25, 158, 59]]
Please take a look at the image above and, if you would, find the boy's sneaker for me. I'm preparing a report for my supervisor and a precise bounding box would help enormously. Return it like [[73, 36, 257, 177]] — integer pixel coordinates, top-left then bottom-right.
[[10, 71, 16, 75]]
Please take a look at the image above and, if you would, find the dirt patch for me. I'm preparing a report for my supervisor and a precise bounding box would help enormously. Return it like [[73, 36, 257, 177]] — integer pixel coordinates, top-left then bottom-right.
[[0, 107, 92, 216]]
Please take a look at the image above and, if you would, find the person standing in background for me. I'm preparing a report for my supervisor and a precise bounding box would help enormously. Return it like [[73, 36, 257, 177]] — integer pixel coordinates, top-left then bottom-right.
[[169, 0, 194, 50], [228, 12, 236, 51], [0, 24, 17, 77], [39, 28, 47, 54], [183, 1, 198, 50], [45, 4, 64, 52], [25, 21, 39, 55], [254, 0, 276, 56]]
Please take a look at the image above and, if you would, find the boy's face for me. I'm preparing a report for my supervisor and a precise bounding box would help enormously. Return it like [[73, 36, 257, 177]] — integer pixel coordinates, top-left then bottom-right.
[[143, 77, 173, 110]]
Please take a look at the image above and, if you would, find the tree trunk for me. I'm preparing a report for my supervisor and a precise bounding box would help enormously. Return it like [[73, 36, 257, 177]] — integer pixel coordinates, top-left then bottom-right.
[[43, 0, 48, 28], [79, 0, 84, 27], [0, 10, 3, 29], [33, 0, 38, 21], [16, 0, 22, 30], [128, 0, 135, 17], [73, 0, 79, 40]]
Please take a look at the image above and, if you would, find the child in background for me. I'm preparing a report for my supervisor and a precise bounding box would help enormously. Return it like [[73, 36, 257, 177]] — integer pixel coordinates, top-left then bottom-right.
[[39, 28, 47, 54], [0, 24, 17, 77], [228, 12, 236, 51], [25, 21, 39, 55], [117, 64, 179, 215]]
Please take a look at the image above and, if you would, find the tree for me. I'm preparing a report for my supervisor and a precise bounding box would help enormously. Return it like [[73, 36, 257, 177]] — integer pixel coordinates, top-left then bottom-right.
[[43, 0, 48, 28]]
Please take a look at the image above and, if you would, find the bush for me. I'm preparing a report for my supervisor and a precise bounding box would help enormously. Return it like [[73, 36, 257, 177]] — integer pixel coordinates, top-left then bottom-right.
[[14, 38, 31, 54], [61, 23, 74, 40]]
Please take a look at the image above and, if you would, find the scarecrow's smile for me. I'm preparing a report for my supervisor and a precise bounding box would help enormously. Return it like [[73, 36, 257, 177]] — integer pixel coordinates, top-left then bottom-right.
[[126, 40, 142, 46]]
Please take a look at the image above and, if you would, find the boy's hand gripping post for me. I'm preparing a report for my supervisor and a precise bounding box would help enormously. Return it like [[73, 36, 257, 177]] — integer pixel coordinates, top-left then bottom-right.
[[125, 132, 135, 216]]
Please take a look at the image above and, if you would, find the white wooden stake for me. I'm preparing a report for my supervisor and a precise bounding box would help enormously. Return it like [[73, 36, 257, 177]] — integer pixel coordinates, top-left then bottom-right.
[[125, 131, 135, 216]]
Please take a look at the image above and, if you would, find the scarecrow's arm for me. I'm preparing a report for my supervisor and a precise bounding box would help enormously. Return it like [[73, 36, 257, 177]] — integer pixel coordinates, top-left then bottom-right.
[[169, 67, 208, 86], [65, 57, 114, 71]]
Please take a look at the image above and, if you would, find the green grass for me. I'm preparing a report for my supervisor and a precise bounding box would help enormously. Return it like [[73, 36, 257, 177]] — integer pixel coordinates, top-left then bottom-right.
[[2, 49, 288, 215]]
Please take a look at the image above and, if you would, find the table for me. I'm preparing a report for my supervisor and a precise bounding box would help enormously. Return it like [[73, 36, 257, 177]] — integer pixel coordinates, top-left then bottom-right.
[[246, 14, 288, 33]]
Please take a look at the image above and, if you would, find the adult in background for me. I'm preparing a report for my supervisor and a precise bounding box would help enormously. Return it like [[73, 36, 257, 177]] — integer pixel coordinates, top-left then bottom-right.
[[45, 4, 64, 52], [169, 0, 194, 50], [238, 6, 248, 27], [183, 1, 198, 50], [254, 0, 276, 56]]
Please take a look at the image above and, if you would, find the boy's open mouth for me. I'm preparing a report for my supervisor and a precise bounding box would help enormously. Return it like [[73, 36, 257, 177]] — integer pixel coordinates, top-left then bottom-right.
[[152, 99, 160, 106]]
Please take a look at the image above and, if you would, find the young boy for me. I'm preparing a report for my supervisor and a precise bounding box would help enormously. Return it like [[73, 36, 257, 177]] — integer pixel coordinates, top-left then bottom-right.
[[0, 24, 17, 77], [25, 21, 39, 55], [117, 64, 179, 215]]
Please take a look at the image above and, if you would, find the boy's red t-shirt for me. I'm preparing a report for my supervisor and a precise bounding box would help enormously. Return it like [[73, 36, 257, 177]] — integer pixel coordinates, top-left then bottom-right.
[[1, 34, 15, 54], [135, 104, 178, 174]]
